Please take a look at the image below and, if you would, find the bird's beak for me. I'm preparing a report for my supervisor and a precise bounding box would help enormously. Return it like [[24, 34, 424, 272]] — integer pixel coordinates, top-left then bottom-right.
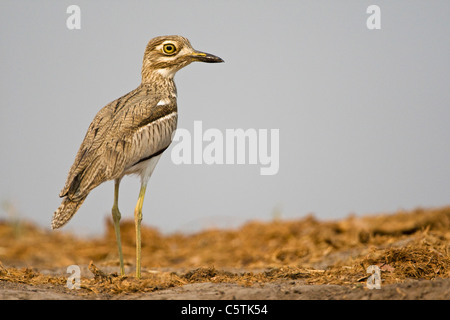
[[190, 50, 224, 63]]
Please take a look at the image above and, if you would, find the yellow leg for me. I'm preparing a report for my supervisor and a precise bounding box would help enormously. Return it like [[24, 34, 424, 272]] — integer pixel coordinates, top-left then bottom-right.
[[134, 182, 147, 279], [111, 179, 125, 276]]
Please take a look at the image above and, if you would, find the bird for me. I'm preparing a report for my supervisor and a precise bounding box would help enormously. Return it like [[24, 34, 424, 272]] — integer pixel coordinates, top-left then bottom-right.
[[52, 35, 223, 278]]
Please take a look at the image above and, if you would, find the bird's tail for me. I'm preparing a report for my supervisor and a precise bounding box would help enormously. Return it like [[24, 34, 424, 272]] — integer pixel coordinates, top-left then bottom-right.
[[51, 196, 86, 229]]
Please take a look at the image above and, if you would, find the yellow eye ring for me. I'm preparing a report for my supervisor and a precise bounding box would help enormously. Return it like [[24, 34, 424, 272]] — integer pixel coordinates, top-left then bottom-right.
[[163, 43, 177, 55]]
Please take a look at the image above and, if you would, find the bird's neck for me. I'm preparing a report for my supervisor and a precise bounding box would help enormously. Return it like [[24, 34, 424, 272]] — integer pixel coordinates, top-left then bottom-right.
[[141, 69, 177, 98]]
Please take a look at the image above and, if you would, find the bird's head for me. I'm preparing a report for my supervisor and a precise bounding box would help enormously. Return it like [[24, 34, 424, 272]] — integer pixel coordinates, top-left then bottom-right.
[[141, 35, 223, 82]]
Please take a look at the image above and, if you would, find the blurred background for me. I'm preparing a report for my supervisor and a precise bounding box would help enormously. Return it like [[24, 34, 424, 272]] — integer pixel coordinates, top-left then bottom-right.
[[0, 1, 449, 236]]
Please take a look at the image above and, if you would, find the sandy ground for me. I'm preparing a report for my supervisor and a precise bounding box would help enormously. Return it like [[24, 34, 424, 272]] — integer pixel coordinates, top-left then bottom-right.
[[0, 206, 449, 300], [1, 273, 449, 300]]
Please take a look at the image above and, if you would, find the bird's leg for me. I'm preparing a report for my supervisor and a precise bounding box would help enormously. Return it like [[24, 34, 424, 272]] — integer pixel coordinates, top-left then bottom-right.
[[111, 179, 125, 276], [134, 181, 148, 279]]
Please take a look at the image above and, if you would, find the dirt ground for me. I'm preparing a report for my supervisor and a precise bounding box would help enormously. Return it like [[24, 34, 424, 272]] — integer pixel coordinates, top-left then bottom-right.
[[0, 206, 449, 300]]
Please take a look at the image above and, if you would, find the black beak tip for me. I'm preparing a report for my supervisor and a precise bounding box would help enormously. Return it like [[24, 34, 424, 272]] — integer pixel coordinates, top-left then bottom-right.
[[193, 52, 224, 63], [204, 54, 224, 63]]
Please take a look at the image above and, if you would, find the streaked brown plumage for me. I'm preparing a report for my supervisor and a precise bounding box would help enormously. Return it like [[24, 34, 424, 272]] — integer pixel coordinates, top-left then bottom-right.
[[52, 35, 223, 277], [52, 81, 177, 228]]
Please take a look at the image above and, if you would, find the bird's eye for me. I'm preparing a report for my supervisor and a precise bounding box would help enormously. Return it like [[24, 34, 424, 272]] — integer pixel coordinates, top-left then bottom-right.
[[163, 44, 177, 55]]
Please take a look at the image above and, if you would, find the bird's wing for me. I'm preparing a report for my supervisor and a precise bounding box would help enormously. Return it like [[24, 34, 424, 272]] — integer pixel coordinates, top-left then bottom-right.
[[60, 89, 177, 201]]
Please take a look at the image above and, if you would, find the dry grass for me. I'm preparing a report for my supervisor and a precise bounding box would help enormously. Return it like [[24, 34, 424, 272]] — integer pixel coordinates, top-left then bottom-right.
[[0, 206, 449, 295]]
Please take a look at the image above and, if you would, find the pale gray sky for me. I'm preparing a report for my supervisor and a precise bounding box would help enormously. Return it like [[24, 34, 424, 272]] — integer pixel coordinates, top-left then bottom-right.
[[1, 1, 449, 235]]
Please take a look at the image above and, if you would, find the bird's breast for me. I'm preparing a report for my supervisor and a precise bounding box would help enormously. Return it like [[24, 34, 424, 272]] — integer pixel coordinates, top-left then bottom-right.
[[124, 111, 177, 176]]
